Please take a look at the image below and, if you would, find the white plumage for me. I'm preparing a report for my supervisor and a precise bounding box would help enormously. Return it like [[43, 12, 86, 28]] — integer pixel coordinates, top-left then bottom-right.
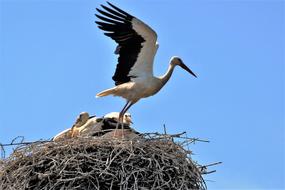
[[52, 128, 72, 142], [52, 112, 133, 141], [79, 112, 133, 136]]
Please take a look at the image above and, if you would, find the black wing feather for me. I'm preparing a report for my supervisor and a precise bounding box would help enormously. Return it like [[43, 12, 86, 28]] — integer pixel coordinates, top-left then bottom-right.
[[96, 8, 125, 22], [96, 2, 145, 85], [107, 2, 133, 18], [95, 14, 125, 25], [101, 5, 128, 19]]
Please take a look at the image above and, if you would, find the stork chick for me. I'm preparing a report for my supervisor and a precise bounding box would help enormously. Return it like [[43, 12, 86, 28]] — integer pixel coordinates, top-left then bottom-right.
[[71, 112, 96, 137], [52, 112, 91, 141]]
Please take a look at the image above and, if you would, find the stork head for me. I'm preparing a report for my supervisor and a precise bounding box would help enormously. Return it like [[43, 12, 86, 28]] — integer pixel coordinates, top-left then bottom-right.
[[76, 112, 90, 126], [72, 112, 90, 129], [171, 56, 197, 78], [104, 112, 133, 125], [78, 112, 90, 122], [124, 112, 133, 125]]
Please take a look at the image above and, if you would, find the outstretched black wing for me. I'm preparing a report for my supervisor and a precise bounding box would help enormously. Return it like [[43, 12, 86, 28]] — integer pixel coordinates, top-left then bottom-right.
[[96, 2, 145, 85]]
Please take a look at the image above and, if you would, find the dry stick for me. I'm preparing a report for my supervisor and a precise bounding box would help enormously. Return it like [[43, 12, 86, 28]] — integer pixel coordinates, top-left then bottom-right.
[[143, 132, 209, 143], [199, 161, 222, 172], [0, 140, 51, 147], [202, 170, 217, 175], [11, 136, 24, 144], [0, 139, 51, 159], [199, 161, 222, 175], [201, 161, 223, 168]]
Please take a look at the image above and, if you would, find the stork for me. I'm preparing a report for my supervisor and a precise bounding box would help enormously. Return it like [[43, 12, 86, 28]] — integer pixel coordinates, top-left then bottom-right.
[[78, 112, 133, 137], [52, 112, 94, 141], [104, 112, 133, 125], [71, 112, 96, 137], [95, 2, 197, 125]]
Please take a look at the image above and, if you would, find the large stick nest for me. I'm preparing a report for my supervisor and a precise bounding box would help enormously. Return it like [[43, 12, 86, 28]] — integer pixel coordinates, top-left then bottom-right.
[[0, 134, 206, 190]]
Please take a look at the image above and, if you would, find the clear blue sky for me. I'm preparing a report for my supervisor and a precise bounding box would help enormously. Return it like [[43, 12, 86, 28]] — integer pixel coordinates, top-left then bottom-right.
[[0, 0, 284, 189]]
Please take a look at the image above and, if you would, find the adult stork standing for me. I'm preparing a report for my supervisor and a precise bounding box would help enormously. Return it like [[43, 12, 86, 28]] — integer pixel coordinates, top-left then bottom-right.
[[95, 2, 197, 125]]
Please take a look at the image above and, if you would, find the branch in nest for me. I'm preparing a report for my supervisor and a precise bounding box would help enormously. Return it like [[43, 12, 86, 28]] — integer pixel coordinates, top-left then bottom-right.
[[199, 161, 223, 175], [0, 135, 208, 190]]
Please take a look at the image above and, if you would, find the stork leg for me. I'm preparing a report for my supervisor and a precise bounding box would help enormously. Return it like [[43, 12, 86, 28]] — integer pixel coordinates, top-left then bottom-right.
[[122, 102, 134, 117], [120, 102, 135, 138], [114, 101, 131, 138]]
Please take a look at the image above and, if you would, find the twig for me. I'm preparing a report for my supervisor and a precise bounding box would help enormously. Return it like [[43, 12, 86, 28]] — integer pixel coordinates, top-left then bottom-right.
[[202, 170, 216, 175], [0, 140, 51, 147], [201, 161, 222, 168], [199, 162, 222, 175]]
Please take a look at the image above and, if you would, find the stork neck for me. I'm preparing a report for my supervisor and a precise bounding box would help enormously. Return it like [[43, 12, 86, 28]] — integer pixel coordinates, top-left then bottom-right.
[[159, 63, 176, 85]]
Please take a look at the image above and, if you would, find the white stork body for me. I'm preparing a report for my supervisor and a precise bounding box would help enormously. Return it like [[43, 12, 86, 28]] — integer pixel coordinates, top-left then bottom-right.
[[52, 128, 72, 142], [97, 77, 162, 103], [95, 3, 197, 123]]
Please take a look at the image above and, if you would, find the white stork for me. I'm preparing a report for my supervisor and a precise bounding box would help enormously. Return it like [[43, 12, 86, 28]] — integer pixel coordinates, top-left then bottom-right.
[[52, 112, 93, 141], [70, 112, 96, 137], [95, 2, 197, 124], [103, 112, 132, 125]]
